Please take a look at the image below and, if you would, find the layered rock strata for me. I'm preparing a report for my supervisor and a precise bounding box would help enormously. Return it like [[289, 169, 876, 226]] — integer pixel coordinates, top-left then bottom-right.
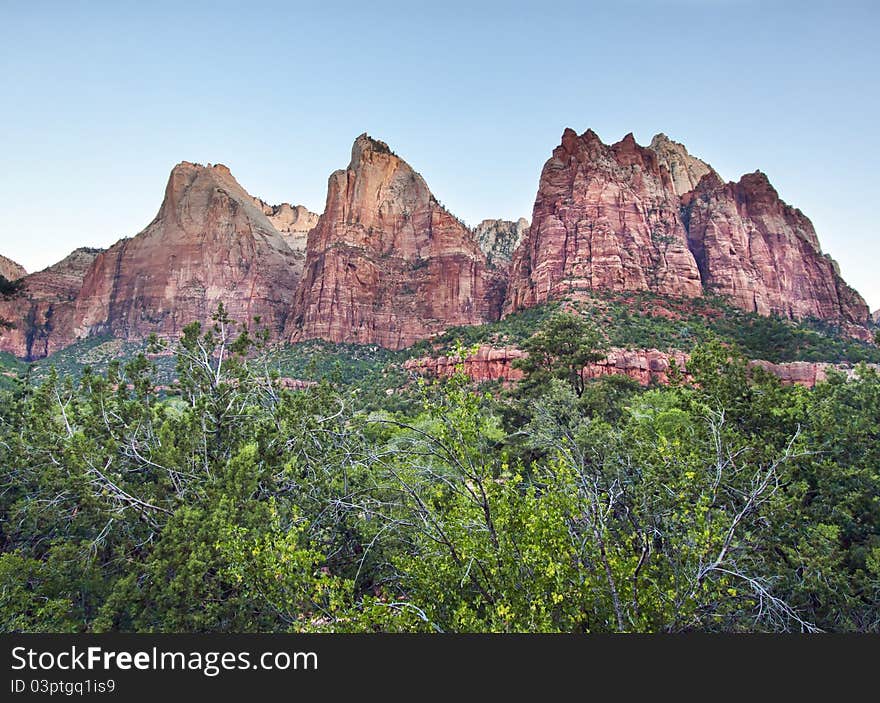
[[72, 162, 304, 342], [0, 248, 102, 358], [404, 345, 877, 389], [289, 134, 504, 349], [504, 129, 704, 314]]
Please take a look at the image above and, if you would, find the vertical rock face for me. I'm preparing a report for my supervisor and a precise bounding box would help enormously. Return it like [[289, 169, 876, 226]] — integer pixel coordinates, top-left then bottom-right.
[[73, 162, 304, 342], [873, 309, 880, 325], [474, 218, 529, 269], [0, 248, 103, 359], [683, 171, 869, 323], [647, 133, 716, 196], [0, 255, 27, 282], [504, 128, 704, 314], [253, 199, 320, 253], [289, 134, 504, 349]]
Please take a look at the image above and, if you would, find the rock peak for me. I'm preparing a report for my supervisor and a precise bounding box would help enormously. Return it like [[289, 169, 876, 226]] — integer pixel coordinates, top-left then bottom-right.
[[291, 134, 503, 349], [580, 127, 603, 143], [350, 133, 394, 168], [646, 132, 717, 196], [505, 124, 704, 313], [684, 166, 867, 323]]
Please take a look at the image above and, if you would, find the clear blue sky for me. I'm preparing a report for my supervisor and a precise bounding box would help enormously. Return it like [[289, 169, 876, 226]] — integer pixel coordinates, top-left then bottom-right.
[[1, 0, 878, 310]]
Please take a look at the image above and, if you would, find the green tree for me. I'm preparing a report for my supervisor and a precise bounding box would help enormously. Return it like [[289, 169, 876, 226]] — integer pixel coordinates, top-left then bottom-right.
[[513, 311, 605, 397]]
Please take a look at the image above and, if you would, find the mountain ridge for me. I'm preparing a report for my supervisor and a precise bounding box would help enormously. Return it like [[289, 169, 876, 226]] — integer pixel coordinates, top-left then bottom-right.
[[0, 128, 874, 361]]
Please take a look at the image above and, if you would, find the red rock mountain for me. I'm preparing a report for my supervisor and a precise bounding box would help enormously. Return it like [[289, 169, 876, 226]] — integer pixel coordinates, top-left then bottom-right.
[[0, 255, 27, 282], [504, 128, 870, 331], [504, 129, 704, 314], [0, 248, 103, 359], [683, 171, 868, 324], [72, 162, 304, 342], [289, 134, 504, 349], [0, 129, 873, 359]]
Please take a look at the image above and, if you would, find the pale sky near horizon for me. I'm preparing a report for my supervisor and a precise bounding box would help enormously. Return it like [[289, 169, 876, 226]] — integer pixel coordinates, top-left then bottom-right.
[[1, 0, 878, 310]]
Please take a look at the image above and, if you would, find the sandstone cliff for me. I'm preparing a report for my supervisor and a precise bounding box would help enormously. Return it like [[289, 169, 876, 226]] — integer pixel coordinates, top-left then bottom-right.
[[474, 218, 529, 269], [504, 129, 704, 314], [504, 127, 870, 336], [0, 255, 27, 282], [73, 162, 304, 342], [289, 134, 504, 349], [0, 248, 102, 359], [683, 171, 869, 324]]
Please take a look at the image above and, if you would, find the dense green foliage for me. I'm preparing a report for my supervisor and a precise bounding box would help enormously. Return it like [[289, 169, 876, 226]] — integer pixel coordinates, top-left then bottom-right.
[[1, 306, 879, 633]]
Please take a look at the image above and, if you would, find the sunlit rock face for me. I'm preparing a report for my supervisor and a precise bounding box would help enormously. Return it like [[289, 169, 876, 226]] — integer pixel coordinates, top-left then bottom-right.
[[73, 161, 305, 342], [683, 170, 869, 324], [289, 134, 505, 350], [504, 128, 704, 314]]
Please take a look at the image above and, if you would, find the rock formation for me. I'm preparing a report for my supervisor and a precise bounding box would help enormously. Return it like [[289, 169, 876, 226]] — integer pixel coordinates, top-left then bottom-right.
[[504, 127, 870, 336], [0, 248, 103, 359], [289, 134, 504, 349], [474, 218, 529, 269], [871, 309, 879, 325], [2, 128, 874, 359], [647, 133, 716, 196], [405, 345, 878, 389], [253, 199, 319, 253], [683, 171, 869, 324], [73, 162, 304, 343], [0, 255, 27, 282], [504, 129, 704, 314]]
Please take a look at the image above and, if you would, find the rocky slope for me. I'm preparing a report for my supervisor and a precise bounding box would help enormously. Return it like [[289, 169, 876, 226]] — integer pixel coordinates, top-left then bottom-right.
[[504, 129, 704, 314], [474, 218, 529, 269], [683, 171, 869, 325], [72, 162, 304, 343], [0, 248, 103, 358], [405, 345, 878, 388], [871, 309, 879, 325], [0, 255, 27, 282], [289, 134, 504, 349]]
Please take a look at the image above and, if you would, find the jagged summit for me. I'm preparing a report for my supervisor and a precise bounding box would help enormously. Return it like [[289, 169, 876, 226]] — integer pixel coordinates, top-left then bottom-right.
[[505, 126, 869, 333], [349, 132, 394, 168], [647, 132, 717, 196], [290, 133, 504, 349], [0, 126, 873, 359], [505, 127, 704, 313]]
